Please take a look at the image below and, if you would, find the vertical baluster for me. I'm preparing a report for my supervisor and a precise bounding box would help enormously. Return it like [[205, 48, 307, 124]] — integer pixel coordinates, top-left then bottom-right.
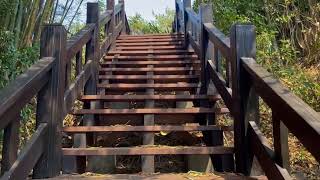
[[76, 50, 83, 76], [199, 3, 212, 92], [1, 116, 20, 174], [107, 0, 115, 49], [272, 111, 290, 170], [183, 0, 191, 48], [119, 0, 126, 33]]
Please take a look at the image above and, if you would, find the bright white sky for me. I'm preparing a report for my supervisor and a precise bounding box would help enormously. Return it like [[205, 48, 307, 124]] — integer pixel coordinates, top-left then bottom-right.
[[73, 0, 196, 23], [125, 0, 196, 21]]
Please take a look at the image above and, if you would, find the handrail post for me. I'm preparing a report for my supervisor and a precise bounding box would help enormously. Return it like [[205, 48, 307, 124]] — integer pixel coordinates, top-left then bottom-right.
[[175, 0, 180, 33], [107, 0, 116, 48], [33, 24, 67, 178], [230, 24, 258, 175], [119, 0, 127, 34], [199, 3, 213, 93], [85, 1, 100, 145], [183, 0, 191, 47]]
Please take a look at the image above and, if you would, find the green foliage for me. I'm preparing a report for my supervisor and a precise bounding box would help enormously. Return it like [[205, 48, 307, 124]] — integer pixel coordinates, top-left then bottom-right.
[[129, 9, 174, 34], [0, 31, 39, 88], [193, 0, 320, 177]]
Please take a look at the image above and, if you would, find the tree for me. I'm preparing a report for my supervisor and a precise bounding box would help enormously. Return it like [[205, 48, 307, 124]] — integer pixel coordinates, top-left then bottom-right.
[[129, 8, 174, 35]]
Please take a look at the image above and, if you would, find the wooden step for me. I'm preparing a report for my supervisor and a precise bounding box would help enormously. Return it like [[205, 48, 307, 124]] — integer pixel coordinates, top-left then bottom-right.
[[73, 108, 229, 115], [62, 146, 234, 156], [118, 34, 184, 39], [51, 173, 267, 180], [96, 83, 200, 91], [98, 75, 198, 83], [107, 50, 194, 55], [101, 60, 200, 66], [80, 94, 220, 102], [115, 41, 184, 47], [104, 54, 198, 60], [116, 38, 184, 43], [63, 125, 233, 132], [99, 67, 199, 75], [116, 45, 185, 50]]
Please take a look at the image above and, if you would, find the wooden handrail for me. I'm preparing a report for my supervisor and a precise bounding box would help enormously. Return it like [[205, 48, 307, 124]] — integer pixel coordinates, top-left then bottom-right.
[[0, 57, 54, 129], [174, 0, 320, 178], [242, 57, 320, 162], [0, 0, 129, 179]]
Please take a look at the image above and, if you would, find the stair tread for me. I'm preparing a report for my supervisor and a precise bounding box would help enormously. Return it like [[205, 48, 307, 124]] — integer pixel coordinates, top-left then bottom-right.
[[73, 108, 229, 115], [118, 33, 184, 39], [49, 173, 267, 180], [63, 125, 233, 132], [116, 45, 185, 50], [98, 74, 198, 80], [104, 54, 198, 60], [62, 146, 234, 156], [99, 67, 198, 71], [97, 83, 200, 91], [108, 50, 194, 55], [116, 38, 184, 43], [80, 94, 219, 101], [115, 41, 184, 46], [101, 60, 200, 65]]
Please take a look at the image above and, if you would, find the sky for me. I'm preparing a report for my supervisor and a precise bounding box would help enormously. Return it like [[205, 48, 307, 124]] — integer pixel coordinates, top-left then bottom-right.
[[124, 0, 196, 21], [63, 0, 196, 24]]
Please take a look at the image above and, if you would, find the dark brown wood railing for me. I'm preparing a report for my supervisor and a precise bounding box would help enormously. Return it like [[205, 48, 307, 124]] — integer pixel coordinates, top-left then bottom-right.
[[175, 0, 320, 179], [0, 1, 129, 179]]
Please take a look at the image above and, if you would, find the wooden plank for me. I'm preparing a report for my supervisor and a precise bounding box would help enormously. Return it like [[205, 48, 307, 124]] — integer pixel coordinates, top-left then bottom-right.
[[1, 117, 19, 174], [104, 54, 198, 60], [107, 50, 194, 55], [187, 32, 201, 56], [116, 38, 184, 43], [63, 125, 233, 132], [101, 60, 200, 66], [116, 45, 185, 50], [2, 123, 47, 180], [97, 83, 200, 91], [66, 24, 95, 60], [99, 10, 112, 26], [99, 67, 199, 75], [98, 75, 198, 83], [119, 33, 183, 37], [272, 111, 290, 170], [118, 34, 184, 39], [207, 60, 233, 110], [81, 94, 219, 102], [115, 41, 184, 47], [204, 23, 231, 60], [242, 57, 320, 163], [73, 108, 230, 115], [248, 121, 291, 180], [64, 61, 93, 116], [63, 146, 234, 156], [142, 62, 155, 173], [0, 57, 54, 130]]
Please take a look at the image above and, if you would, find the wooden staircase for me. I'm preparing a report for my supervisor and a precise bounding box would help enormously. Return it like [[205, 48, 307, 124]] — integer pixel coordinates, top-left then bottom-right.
[[62, 33, 235, 175]]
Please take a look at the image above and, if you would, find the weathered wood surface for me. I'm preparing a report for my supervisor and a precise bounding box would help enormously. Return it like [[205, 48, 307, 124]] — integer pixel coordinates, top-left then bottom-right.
[[63, 125, 233, 132], [63, 146, 234, 156], [0, 57, 54, 129], [80, 94, 220, 102], [248, 121, 291, 180], [242, 57, 320, 162], [73, 108, 230, 115], [2, 123, 48, 180]]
